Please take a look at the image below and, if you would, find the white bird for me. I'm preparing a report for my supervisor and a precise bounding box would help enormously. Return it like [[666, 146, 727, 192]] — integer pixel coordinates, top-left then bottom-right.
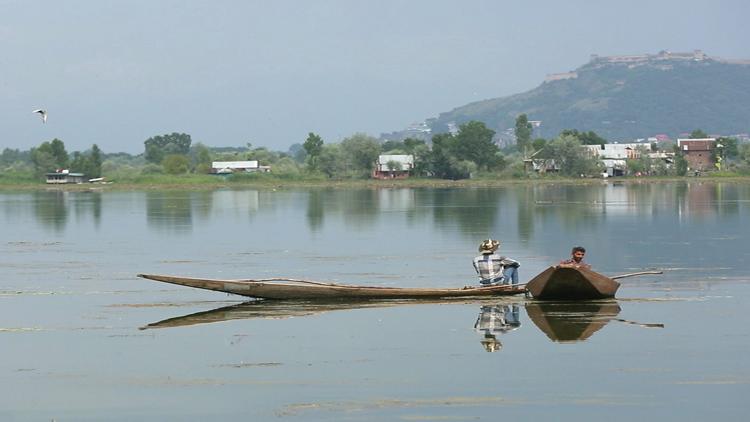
[[32, 109, 47, 123]]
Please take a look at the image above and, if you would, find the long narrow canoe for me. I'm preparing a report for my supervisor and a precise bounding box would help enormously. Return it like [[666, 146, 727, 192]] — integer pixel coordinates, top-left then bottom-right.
[[137, 273, 526, 300], [524, 265, 620, 300]]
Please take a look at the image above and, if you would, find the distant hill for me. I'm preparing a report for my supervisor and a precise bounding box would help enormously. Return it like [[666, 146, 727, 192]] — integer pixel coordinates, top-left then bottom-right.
[[424, 51, 750, 142]]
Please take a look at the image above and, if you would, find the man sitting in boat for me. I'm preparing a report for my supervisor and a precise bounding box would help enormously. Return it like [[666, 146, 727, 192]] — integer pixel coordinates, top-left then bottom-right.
[[559, 246, 591, 270], [473, 239, 520, 285]]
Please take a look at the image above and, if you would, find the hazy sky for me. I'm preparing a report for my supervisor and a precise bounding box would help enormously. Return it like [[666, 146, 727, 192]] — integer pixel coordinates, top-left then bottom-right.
[[2, 0, 749, 153]]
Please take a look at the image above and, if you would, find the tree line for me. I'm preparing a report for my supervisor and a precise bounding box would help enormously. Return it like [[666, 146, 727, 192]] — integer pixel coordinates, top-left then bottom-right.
[[0, 139, 103, 179], [2, 119, 750, 182]]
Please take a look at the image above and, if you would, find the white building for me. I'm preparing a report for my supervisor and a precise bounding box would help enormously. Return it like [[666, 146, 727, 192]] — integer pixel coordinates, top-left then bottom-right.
[[584, 143, 646, 159], [211, 161, 270, 174], [373, 154, 415, 179]]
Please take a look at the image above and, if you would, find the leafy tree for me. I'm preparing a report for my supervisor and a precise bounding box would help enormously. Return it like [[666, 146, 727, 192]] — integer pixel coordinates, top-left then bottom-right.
[[162, 154, 190, 175], [190, 143, 212, 174], [31, 139, 69, 175], [515, 114, 532, 156], [716, 137, 738, 159], [403, 138, 426, 153], [49, 139, 69, 168], [70, 152, 86, 175], [493, 152, 508, 172], [689, 129, 709, 139], [271, 157, 302, 178], [381, 140, 405, 153], [141, 164, 163, 175], [674, 154, 688, 176], [303, 132, 324, 171], [453, 121, 500, 170], [739, 143, 750, 167], [30, 149, 56, 176], [247, 147, 278, 165], [68, 144, 102, 179], [531, 138, 547, 153], [408, 142, 431, 176], [546, 134, 602, 177], [429, 133, 455, 178], [144, 133, 192, 164], [560, 129, 608, 145], [626, 147, 653, 175], [454, 160, 478, 179], [317, 144, 345, 178], [88, 144, 102, 178], [340, 133, 381, 177], [429, 133, 469, 179], [287, 143, 307, 163], [1, 148, 30, 166]]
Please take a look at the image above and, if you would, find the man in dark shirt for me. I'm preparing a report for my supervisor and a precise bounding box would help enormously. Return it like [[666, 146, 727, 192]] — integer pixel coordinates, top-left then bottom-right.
[[559, 246, 591, 270]]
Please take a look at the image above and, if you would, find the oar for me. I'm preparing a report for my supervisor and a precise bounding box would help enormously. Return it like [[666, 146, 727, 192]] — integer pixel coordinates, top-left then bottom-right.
[[615, 318, 665, 328], [610, 270, 663, 280]]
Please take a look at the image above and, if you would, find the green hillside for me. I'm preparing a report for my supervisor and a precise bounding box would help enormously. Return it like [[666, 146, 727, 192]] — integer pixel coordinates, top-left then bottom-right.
[[429, 55, 750, 140]]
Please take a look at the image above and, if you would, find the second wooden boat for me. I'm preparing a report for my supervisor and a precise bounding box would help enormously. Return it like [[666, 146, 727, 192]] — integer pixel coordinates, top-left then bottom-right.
[[137, 273, 526, 300]]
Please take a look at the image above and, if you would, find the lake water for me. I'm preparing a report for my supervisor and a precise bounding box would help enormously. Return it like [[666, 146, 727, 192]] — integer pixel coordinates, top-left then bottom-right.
[[1, 182, 748, 421]]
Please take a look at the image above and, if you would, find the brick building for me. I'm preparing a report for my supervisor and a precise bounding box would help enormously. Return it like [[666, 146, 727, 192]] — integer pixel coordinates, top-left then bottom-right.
[[677, 138, 716, 171]]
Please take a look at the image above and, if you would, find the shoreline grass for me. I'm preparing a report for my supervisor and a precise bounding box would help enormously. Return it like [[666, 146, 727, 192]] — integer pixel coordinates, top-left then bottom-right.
[[2, 173, 750, 191]]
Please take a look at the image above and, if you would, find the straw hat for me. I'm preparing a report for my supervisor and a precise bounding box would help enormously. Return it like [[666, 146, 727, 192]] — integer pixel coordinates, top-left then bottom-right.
[[478, 239, 500, 254], [480, 334, 502, 352]]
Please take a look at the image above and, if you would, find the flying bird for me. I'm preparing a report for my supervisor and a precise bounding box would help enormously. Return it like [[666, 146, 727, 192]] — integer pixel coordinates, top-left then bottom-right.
[[32, 109, 47, 123]]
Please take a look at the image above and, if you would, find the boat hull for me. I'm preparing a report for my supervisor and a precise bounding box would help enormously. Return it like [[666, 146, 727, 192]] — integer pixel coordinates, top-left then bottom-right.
[[524, 266, 620, 300], [137, 274, 526, 300]]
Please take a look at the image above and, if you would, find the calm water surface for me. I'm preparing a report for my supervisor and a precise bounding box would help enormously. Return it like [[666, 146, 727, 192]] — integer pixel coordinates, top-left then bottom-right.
[[1, 182, 748, 421]]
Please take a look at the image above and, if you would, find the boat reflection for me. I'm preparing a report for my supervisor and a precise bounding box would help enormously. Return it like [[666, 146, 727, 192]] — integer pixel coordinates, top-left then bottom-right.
[[141, 299, 489, 330], [473, 304, 521, 352], [141, 299, 659, 347], [525, 301, 622, 343]]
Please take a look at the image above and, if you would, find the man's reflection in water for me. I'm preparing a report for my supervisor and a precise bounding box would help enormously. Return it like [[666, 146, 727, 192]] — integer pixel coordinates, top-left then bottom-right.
[[473, 304, 521, 352]]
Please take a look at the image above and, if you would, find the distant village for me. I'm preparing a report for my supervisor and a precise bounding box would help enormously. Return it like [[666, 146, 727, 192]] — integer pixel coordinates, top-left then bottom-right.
[[39, 128, 748, 184]]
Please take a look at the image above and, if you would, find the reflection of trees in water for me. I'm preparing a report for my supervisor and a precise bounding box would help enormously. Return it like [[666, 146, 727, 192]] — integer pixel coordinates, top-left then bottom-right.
[[304, 189, 382, 231], [33, 191, 68, 232], [692, 182, 738, 218], [306, 189, 325, 231], [73, 191, 102, 228], [306, 188, 422, 231], [192, 190, 214, 220], [306, 188, 505, 235], [339, 189, 380, 229], [30, 190, 103, 232], [301, 183, 744, 237], [428, 188, 505, 237], [514, 182, 738, 247], [516, 186, 535, 242], [146, 191, 194, 234], [515, 185, 605, 240], [608, 181, 741, 220]]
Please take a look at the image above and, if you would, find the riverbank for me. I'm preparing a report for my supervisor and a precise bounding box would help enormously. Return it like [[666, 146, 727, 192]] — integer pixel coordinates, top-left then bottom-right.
[[2, 173, 750, 191]]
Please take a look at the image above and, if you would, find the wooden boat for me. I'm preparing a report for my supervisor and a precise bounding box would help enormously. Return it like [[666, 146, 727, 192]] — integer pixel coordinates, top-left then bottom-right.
[[137, 273, 526, 300], [525, 265, 620, 300]]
